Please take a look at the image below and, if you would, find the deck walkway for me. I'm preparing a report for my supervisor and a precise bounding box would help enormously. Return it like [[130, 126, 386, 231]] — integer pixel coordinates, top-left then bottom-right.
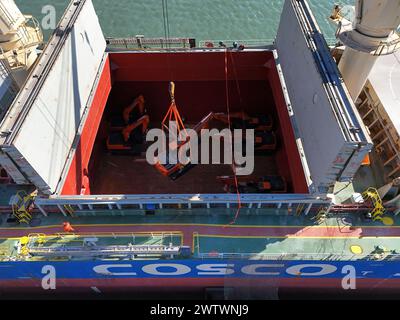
[[2, 212, 400, 259], [2, 221, 400, 250]]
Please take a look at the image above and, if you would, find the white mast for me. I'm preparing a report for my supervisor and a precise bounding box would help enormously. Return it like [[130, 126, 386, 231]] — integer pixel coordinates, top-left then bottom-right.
[[332, 0, 400, 101], [0, 0, 43, 87]]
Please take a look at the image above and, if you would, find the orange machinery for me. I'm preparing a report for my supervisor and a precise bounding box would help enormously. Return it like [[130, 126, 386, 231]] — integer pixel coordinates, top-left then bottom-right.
[[217, 175, 288, 193]]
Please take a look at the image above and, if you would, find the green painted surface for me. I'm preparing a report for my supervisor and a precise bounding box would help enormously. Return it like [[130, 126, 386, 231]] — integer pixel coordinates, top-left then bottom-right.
[[333, 154, 389, 204], [0, 235, 182, 261], [2, 209, 400, 229], [196, 236, 400, 259], [2, 209, 400, 261]]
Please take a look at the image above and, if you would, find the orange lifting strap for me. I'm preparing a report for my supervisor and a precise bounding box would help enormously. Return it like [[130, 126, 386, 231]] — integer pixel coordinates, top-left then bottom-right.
[[162, 82, 187, 138]]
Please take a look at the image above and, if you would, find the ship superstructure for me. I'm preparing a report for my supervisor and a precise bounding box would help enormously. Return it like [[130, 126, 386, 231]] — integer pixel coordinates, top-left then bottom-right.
[[0, 0, 399, 298]]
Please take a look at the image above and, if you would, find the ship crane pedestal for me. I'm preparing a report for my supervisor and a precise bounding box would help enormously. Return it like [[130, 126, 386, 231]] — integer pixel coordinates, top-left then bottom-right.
[[332, 0, 400, 101], [0, 0, 43, 86]]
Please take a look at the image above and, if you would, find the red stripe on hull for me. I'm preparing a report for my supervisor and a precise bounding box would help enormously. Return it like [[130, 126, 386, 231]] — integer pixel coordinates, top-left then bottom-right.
[[1, 278, 400, 294]]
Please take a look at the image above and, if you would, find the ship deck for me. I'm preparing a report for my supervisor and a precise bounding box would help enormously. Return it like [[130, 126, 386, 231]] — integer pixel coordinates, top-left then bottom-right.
[[0, 147, 396, 262], [2, 209, 400, 262]]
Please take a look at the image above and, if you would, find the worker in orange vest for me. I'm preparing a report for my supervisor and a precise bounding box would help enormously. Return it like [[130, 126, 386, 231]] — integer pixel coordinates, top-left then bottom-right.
[[63, 222, 75, 233]]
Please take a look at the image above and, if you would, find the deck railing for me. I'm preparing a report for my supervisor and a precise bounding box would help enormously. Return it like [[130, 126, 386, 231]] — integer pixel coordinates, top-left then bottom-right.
[[34, 193, 331, 217], [198, 39, 274, 48], [105, 36, 338, 51], [199, 38, 338, 48], [196, 252, 400, 261], [106, 36, 196, 50]]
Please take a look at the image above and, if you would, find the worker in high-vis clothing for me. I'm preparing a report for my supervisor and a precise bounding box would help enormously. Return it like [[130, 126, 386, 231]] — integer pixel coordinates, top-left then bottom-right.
[[63, 222, 75, 233]]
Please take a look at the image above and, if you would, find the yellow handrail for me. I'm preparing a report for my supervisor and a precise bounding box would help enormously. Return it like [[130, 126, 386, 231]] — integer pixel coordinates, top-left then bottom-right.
[[362, 187, 387, 221]]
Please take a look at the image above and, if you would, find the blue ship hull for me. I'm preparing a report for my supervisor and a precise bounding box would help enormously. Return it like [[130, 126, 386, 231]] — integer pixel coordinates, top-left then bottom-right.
[[1, 259, 400, 294]]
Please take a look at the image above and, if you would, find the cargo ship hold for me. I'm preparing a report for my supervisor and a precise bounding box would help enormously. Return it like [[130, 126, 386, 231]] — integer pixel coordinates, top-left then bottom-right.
[[0, 0, 400, 299]]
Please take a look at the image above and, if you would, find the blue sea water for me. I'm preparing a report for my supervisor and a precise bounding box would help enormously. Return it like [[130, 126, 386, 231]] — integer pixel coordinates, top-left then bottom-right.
[[16, 0, 353, 42]]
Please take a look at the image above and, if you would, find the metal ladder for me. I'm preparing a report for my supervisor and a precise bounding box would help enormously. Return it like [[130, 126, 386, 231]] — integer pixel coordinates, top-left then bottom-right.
[[362, 187, 386, 221], [357, 87, 400, 179], [10, 191, 35, 224]]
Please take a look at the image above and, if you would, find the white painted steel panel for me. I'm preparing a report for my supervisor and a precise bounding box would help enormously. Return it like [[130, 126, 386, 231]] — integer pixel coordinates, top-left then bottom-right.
[[0, 59, 18, 116], [369, 51, 400, 135], [3, 0, 105, 193], [0, 0, 25, 34], [276, 0, 372, 193]]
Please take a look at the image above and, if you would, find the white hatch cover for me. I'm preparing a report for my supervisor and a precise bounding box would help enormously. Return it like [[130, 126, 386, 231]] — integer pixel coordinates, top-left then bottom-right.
[[275, 0, 373, 193], [0, 0, 106, 194]]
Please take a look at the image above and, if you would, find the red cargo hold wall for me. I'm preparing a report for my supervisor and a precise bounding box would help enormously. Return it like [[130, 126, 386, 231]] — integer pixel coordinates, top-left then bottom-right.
[[108, 51, 308, 193], [61, 50, 308, 195], [268, 61, 309, 194], [61, 56, 112, 195], [111, 50, 271, 82]]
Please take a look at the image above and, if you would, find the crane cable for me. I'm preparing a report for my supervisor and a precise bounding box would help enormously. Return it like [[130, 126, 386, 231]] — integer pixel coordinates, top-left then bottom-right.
[[224, 49, 242, 226], [161, 0, 170, 47], [229, 51, 245, 113], [161, 0, 175, 83], [161, 1, 242, 224]]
